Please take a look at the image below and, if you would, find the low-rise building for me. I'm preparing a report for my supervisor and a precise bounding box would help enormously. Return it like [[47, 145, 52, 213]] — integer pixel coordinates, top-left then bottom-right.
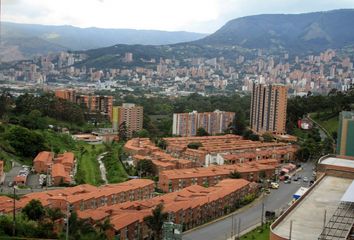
[[33, 151, 76, 186], [0, 179, 155, 214], [164, 135, 297, 166], [33, 151, 54, 173], [78, 179, 255, 240], [125, 138, 193, 174], [158, 161, 276, 192]]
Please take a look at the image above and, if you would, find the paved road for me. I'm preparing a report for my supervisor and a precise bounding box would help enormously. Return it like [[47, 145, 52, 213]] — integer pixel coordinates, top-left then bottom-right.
[[183, 162, 315, 240]]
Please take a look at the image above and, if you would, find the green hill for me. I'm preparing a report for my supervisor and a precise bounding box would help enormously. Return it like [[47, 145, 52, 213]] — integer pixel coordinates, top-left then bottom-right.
[[310, 112, 339, 136]]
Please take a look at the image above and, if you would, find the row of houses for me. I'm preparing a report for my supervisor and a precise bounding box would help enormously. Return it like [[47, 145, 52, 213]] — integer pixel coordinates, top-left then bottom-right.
[[164, 134, 298, 166], [77, 178, 257, 240], [33, 151, 75, 186], [124, 138, 193, 174], [0, 179, 154, 215], [124, 135, 296, 175], [158, 159, 278, 192]]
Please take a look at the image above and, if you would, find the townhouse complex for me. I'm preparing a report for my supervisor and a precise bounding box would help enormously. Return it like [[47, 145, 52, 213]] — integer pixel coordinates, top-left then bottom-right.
[[124, 135, 296, 176], [0, 179, 154, 215], [164, 135, 297, 167], [33, 151, 75, 186], [77, 179, 256, 240], [172, 110, 235, 136], [124, 138, 193, 174], [158, 160, 277, 192]]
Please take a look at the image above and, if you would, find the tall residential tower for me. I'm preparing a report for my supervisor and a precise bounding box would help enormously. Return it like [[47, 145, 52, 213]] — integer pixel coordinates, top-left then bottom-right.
[[250, 83, 287, 135], [112, 103, 143, 138], [172, 110, 235, 137]]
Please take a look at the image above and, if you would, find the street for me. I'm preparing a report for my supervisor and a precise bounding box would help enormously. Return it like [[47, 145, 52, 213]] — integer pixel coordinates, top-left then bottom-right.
[[183, 162, 315, 240]]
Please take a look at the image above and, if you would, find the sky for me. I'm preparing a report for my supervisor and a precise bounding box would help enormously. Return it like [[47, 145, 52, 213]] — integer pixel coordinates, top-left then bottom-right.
[[2, 0, 354, 33]]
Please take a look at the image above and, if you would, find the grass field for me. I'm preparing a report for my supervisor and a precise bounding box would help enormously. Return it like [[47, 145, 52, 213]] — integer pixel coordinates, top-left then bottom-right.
[[75, 143, 105, 186], [102, 143, 128, 183], [310, 112, 339, 135], [240, 225, 270, 240]]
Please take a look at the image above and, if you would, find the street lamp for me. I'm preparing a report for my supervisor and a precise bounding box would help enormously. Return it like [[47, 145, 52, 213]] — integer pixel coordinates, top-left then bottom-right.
[[12, 185, 18, 236]]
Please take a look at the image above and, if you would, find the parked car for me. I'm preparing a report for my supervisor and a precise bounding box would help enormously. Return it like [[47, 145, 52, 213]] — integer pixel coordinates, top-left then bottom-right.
[[303, 177, 309, 182], [284, 179, 291, 184], [271, 182, 279, 189], [265, 189, 271, 194]]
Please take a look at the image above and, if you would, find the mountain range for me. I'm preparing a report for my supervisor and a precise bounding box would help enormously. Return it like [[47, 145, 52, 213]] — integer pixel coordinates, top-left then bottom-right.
[[0, 22, 207, 61], [76, 9, 354, 69], [2, 9, 354, 63], [196, 9, 354, 51]]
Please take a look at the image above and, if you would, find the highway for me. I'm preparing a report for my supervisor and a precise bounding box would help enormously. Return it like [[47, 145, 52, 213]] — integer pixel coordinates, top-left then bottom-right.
[[183, 162, 314, 240]]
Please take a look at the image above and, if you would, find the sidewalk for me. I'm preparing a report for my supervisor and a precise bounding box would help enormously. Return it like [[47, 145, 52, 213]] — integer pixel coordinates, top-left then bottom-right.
[[183, 192, 266, 235]]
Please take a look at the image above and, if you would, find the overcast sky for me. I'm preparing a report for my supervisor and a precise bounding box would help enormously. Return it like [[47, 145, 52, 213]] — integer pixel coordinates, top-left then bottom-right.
[[2, 0, 354, 33]]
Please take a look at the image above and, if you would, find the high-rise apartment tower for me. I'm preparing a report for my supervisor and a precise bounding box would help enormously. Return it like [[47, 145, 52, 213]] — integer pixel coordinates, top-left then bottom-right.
[[112, 103, 143, 138], [250, 83, 287, 135]]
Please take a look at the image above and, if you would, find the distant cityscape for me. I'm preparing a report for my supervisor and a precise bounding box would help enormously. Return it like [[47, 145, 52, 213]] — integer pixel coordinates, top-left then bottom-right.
[[0, 48, 353, 98]]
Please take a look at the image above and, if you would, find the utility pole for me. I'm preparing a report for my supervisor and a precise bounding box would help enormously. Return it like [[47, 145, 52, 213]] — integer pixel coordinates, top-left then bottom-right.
[[231, 214, 234, 238], [261, 202, 265, 226], [237, 218, 241, 240], [234, 218, 237, 239], [12, 186, 16, 236], [323, 210, 327, 235], [66, 202, 70, 240]]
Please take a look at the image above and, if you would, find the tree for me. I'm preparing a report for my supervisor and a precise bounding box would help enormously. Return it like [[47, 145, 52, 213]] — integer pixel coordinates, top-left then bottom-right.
[[144, 203, 168, 240], [0, 91, 13, 118], [136, 159, 155, 177], [96, 218, 113, 237], [46, 207, 64, 224], [118, 121, 128, 142], [249, 133, 260, 141], [62, 212, 105, 240], [133, 129, 150, 138], [5, 126, 47, 157], [229, 171, 241, 179], [196, 127, 209, 136], [262, 132, 274, 142], [22, 199, 45, 221], [232, 110, 246, 135], [187, 142, 203, 149], [156, 138, 167, 150], [19, 110, 47, 130], [322, 137, 335, 155]]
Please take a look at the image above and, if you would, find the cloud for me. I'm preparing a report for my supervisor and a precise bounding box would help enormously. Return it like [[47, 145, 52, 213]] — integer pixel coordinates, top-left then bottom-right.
[[2, 0, 354, 33]]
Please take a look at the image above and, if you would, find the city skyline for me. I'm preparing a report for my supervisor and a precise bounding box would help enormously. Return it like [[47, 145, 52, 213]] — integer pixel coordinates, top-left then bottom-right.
[[2, 0, 354, 33]]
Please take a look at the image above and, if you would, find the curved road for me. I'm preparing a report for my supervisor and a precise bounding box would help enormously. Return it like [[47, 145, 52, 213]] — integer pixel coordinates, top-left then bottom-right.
[[183, 162, 314, 240]]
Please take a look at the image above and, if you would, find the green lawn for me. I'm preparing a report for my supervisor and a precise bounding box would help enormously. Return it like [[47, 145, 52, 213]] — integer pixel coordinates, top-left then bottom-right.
[[102, 142, 128, 183], [310, 112, 339, 135], [75, 143, 105, 186], [240, 225, 270, 240]]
